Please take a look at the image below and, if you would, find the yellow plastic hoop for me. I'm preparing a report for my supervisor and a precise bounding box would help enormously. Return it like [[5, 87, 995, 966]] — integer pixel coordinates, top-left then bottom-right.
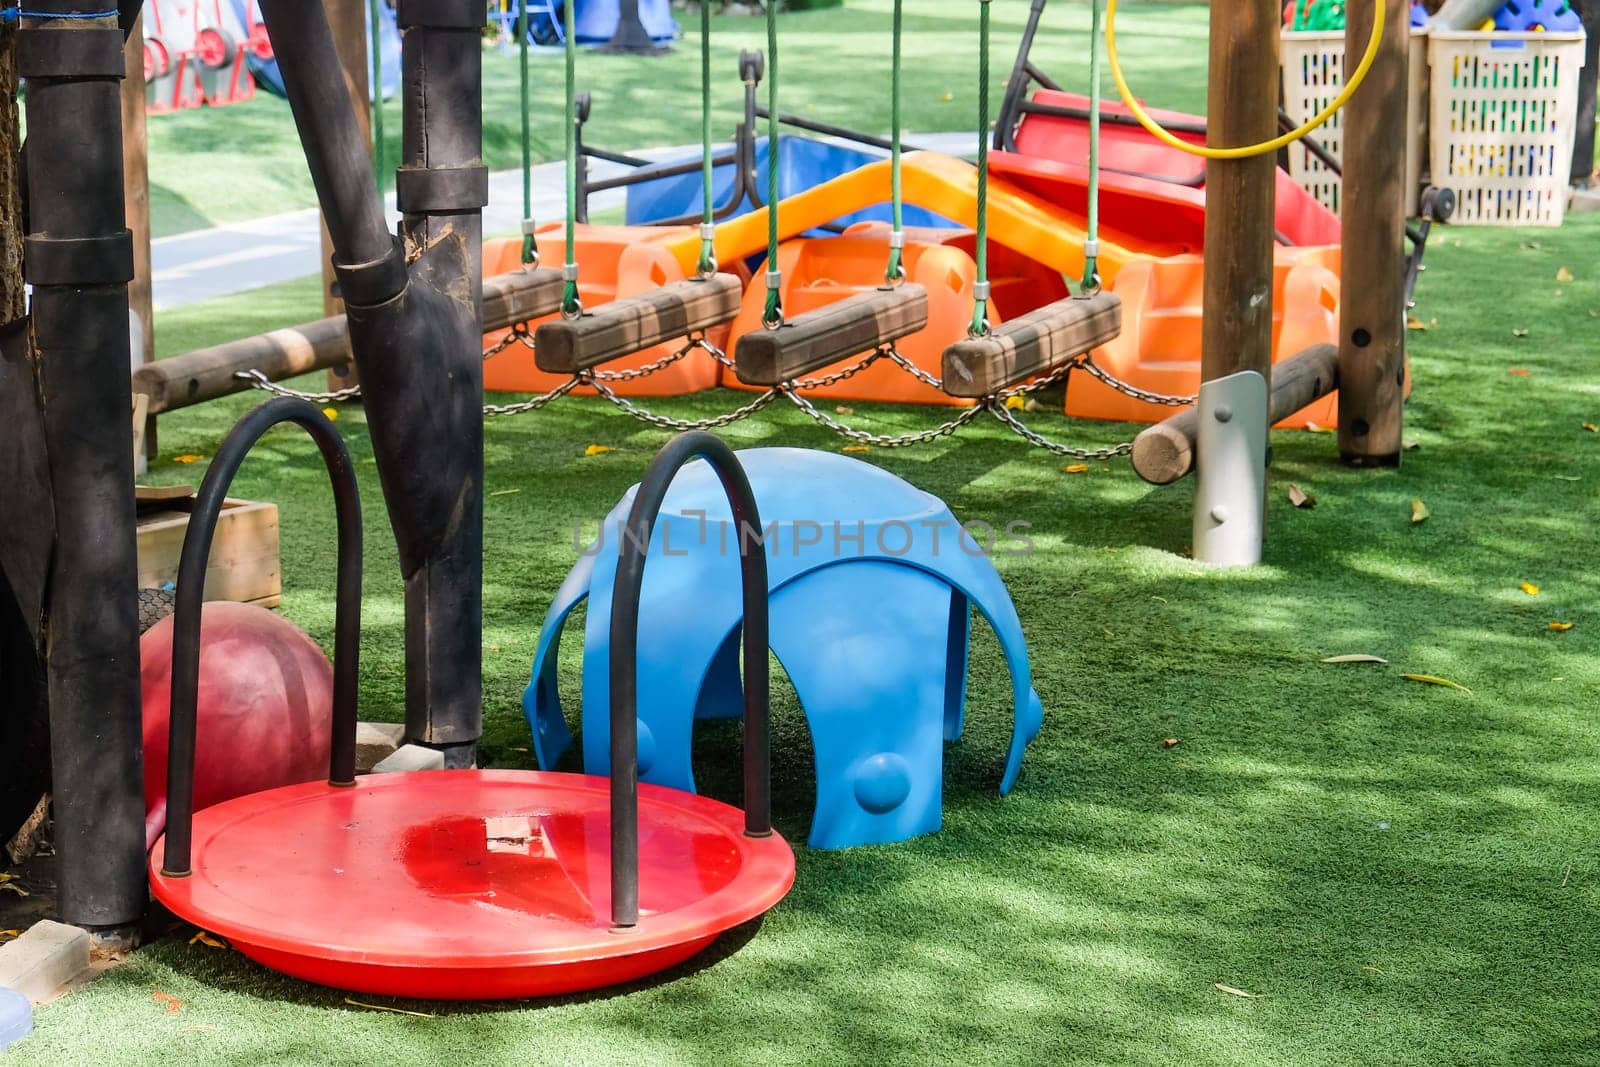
[[1104, 0, 1386, 160]]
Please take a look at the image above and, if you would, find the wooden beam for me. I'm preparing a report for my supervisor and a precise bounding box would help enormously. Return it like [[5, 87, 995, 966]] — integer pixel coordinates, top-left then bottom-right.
[[134, 267, 564, 414], [1201, 1, 1278, 389], [734, 285, 929, 386], [123, 12, 154, 468], [1131, 343, 1340, 485], [1337, 0, 1408, 467], [534, 274, 743, 373], [941, 292, 1122, 398]]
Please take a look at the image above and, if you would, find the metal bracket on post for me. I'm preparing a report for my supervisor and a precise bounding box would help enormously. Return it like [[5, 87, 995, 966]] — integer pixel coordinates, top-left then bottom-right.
[[1193, 370, 1268, 567]]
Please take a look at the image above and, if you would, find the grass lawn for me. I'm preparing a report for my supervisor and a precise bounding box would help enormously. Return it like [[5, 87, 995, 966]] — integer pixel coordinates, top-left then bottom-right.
[[16, 217, 1599, 1067], [12, 3, 1600, 1064], [146, 0, 1209, 236]]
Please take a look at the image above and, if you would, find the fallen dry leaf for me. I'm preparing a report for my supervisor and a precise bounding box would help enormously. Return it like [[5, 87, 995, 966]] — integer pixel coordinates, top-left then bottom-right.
[[1557, 266, 1576, 283], [344, 998, 437, 1018], [1410, 499, 1429, 525], [1303, 421, 1334, 434], [1162, 738, 1180, 749], [0, 882, 29, 898], [583, 444, 613, 457], [1406, 316, 1428, 331], [488, 488, 521, 497], [1521, 582, 1541, 597], [322, 407, 339, 422], [1508, 368, 1531, 376], [188, 930, 227, 949], [940, 92, 954, 103], [1063, 464, 1089, 474], [1549, 622, 1576, 632], [835, 405, 854, 415], [1288, 484, 1316, 509], [1403, 674, 1473, 694], [152, 991, 183, 1015], [172, 454, 202, 464], [1583, 423, 1599, 433], [1404, 441, 1422, 452], [1215, 983, 1263, 999], [0, 930, 19, 943], [1512, 329, 1530, 339], [1004, 395, 1026, 411], [842, 444, 871, 454], [1322, 654, 1390, 664]]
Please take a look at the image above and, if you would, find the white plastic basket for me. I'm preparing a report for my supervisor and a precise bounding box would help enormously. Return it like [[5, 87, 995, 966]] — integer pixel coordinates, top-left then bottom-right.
[[1280, 29, 1431, 216], [1427, 29, 1586, 227]]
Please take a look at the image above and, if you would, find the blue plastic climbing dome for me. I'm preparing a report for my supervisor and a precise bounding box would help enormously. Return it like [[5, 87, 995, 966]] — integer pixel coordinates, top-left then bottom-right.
[[524, 449, 1044, 850]]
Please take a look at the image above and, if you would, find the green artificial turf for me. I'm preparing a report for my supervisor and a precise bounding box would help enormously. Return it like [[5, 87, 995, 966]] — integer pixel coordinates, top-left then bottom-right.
[[12, 211, 1599, 1066], [145, 0, 1209, 236]]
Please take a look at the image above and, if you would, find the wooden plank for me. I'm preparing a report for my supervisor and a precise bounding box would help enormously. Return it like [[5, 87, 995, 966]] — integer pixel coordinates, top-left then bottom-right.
[[940, 292, 1122, 398], [1337, 0, 1408, 467], [734, 284, 929, 387], [135, 498, 282, 606], [1131, 343, 1339, 485], [133, 267, 565, 414], [134, 483, 193, 508], [534, 274, 743, 373]]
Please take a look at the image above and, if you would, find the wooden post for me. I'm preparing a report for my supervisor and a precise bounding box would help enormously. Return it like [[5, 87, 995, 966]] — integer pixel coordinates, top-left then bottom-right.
[[322, 0, 373, 389], [1337, 0, 1409, 467], [123, 12, 155, 470], [1201, 1, 1279, 390]]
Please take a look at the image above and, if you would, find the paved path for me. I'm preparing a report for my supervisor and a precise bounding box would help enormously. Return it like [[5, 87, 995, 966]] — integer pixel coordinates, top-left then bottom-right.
[[150, 132, 977, 310]]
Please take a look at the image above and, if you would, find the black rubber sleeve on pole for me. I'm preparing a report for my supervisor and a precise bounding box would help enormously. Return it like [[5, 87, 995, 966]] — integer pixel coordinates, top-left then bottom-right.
[[608, 431, 773, 929], [161, 398, 363, 878]]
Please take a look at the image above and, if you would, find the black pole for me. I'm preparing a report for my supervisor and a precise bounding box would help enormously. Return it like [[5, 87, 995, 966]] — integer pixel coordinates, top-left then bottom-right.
[[600, 0, 668, 55], [162, 398, 363, 878], [388, 0, 488, 766], [996, 0, 1050, 151], [19, 1, 147, 933], [1572, 0, 1600, 185], [608, 432, 772, 929], [255, 0, 488, 768]]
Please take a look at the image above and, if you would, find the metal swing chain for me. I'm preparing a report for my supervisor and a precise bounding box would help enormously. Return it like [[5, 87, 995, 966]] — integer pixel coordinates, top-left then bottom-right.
[[783, 386, 985, 447], [587, 377, 782, 431], [233, 370, 363, 404], [483, 375, 584, 418]]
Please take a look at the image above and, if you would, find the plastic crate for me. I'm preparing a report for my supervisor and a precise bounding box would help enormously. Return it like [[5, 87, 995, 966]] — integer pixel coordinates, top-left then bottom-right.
[[1279, 29, 1430, 215], [1427, 29, 1586, 226]]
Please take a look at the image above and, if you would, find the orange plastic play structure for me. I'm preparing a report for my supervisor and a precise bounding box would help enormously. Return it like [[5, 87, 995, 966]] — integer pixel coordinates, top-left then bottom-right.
[[481, 226, 733, 397], [1082, 246, 1348, 430]]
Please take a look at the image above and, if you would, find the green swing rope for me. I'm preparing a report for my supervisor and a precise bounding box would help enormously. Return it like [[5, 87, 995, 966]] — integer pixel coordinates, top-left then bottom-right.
[[697, 1, 716, 276], [970, 0, 992, 337], [886, 0, 904, 285], [562, 0, 580, 316], [1082, 0, 1103, 292], [762, 0, 782, 328], [368, 0, 385, 193], [519, 0, 537, 265]]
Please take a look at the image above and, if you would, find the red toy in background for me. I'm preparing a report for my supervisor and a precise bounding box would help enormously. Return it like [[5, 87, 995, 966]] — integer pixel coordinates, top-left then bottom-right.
[[139, 601, 333, 848], [144, 0, 263, 113]]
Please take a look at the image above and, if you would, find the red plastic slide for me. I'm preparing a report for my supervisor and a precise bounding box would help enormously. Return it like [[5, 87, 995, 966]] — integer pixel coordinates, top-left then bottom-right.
[[1003, 89, 1342, 249]]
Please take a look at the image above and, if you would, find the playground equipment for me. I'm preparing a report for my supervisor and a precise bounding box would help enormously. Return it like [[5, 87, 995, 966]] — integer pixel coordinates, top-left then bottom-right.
[[139, 602, 334, 849], [525, 448, 1044, 850], [145, 401, 792, 998], [144, 0, 261, 112]]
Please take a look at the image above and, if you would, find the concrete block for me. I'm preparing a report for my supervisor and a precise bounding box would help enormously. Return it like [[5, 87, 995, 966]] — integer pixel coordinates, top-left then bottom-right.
[[1568, 186, 1600, 214], [371, 744, 446, 774], [0, 922, 91, 1004], [354, 721, 406, 773]]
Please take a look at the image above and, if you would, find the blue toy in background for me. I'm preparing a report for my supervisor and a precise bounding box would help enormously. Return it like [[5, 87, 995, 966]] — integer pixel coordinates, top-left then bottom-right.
[[626, 135, 961, 233], [502, 0, 679, 45], [0, 986, 30, 1052], [1494, 0, 1582, 31], [524, 449, 1044, 850]]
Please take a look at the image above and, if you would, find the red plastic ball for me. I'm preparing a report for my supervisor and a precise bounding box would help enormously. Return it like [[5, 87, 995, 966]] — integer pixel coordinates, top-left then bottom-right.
[[140, 602, 333, 846]]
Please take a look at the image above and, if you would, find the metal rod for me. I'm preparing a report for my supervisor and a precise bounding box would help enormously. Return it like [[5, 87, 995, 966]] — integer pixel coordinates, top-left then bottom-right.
[[608, 431, 771, 928], [162, 398, 363, 877], [752, 106, 934, 154]]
